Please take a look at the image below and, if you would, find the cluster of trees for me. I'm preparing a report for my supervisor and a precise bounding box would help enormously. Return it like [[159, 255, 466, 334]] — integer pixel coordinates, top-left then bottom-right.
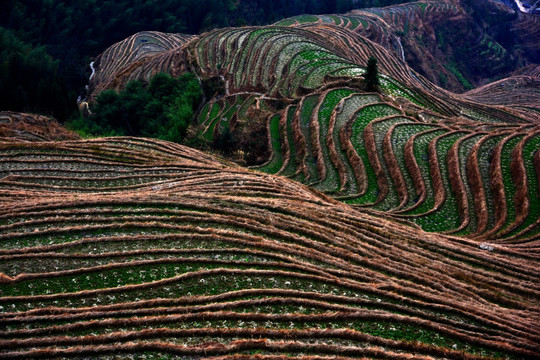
[[68, 73, 202, 143], [0, 27, 73, 120]]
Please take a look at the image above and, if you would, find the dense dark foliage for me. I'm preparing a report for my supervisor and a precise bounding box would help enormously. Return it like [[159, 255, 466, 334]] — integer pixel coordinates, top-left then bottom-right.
[[0, 27, 73, 120], [0, 0, 416, 121], [365, 57, 380, 92], [68, 73, 202, 143]]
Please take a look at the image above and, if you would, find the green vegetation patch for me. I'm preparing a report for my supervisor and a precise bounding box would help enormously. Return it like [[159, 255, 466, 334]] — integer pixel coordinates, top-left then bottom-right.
[[294, 15, 320, 24], [401, 129, 448, 215], [504, 136, 540, 237], [314, 89, 356, 193], [498, 135, 526, 234], [274, 19, 297, 26], [347, 104, 401, 205], [444, 61, 473, 91], [69, 73, 202, 143], [412, 133, 465, 232], [280, 105, 301, 177], [390, 124, 439, 210], [258, 114, 283, 174], [298, 95, 321, 183]]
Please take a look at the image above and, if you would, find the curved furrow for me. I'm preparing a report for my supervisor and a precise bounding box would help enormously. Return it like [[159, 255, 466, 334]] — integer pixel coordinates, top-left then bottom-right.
[[346, 103, 402, 205], [330, 94, 381, 195], [397, 128, 441, 213], [241, 30, 285, 91], [276, 105, 296, 176], [503, 136, 540, 242], [339, 113, 368, 197], [1, 311, 537, 358], [399, 131, 462, 227], [90, 31, 194, 98], [389, 123, 441, 212], [255, 114, 283, 174], [310, 89, 354, 188], [289, 97, 312, 181], [466, 133, 494, 238], [497, 132, 539, 239], [3, 337, 531, 360], [364, 116, 415, 209], [445, 133, 478, 234], [484, 133, 526, 239], [383, 123, 410, 210]]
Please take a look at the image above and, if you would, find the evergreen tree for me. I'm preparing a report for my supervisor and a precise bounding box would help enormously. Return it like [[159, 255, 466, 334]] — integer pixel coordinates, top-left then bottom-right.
[[365, 56, 379, 92]]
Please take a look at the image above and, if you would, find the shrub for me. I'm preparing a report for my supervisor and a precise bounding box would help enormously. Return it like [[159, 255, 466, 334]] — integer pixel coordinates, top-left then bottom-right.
[[69, 73, 202, 143]]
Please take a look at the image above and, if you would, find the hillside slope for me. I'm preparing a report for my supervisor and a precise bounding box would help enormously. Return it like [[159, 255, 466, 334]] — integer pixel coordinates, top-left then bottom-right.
[[87, 6, 540, 240], [0, 112, 81, 143], [0, 137, 539, 359]]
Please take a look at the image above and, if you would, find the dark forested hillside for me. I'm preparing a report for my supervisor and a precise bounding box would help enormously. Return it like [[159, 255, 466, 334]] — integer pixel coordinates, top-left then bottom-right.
[[0, 28, 72, 121]]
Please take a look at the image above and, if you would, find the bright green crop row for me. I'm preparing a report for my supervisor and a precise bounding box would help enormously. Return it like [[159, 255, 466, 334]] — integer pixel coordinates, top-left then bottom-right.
[[258, 114, 283, 174]]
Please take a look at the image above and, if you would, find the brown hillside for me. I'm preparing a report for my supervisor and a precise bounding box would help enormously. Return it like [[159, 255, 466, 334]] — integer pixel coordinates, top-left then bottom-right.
[[0, 137, 538, 359], [0, 112, 80, 143]]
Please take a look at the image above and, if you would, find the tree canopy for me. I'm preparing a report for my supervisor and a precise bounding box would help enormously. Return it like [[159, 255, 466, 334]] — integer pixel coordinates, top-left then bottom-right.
[[0, 27, 73, 120], [68, 73, 202, 143]]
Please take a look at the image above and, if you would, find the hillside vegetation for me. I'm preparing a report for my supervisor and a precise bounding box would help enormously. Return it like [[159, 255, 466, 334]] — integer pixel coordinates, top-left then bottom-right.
[[1, 0, 539, 119], [71, 72, 202, 143], [0, 0, 418, 121]]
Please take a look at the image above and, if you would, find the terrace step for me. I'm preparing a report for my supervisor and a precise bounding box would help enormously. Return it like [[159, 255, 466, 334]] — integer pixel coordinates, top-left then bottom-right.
[[0, 138, 539, 360]]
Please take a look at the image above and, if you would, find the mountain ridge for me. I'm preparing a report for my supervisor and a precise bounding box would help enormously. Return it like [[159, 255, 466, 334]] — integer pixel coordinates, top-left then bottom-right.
[[82, 3, 540, 240]]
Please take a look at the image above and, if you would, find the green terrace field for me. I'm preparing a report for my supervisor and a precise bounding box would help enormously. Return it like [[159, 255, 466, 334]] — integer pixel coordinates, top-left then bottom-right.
[[177, 19, 540, 241], [90, 31, 195, 98], [0, 137, 539, 359], [83, 3, 540, 241]]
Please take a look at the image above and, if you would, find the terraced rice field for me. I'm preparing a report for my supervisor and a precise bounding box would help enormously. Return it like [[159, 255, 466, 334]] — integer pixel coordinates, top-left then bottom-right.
[[177, 5, 540, 240], [1, 137, 539, 359], [34, 4, 540, 357], [0, 112, 81, 142], [244, 81, 540, 239], [90, 31, 195, 98]]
